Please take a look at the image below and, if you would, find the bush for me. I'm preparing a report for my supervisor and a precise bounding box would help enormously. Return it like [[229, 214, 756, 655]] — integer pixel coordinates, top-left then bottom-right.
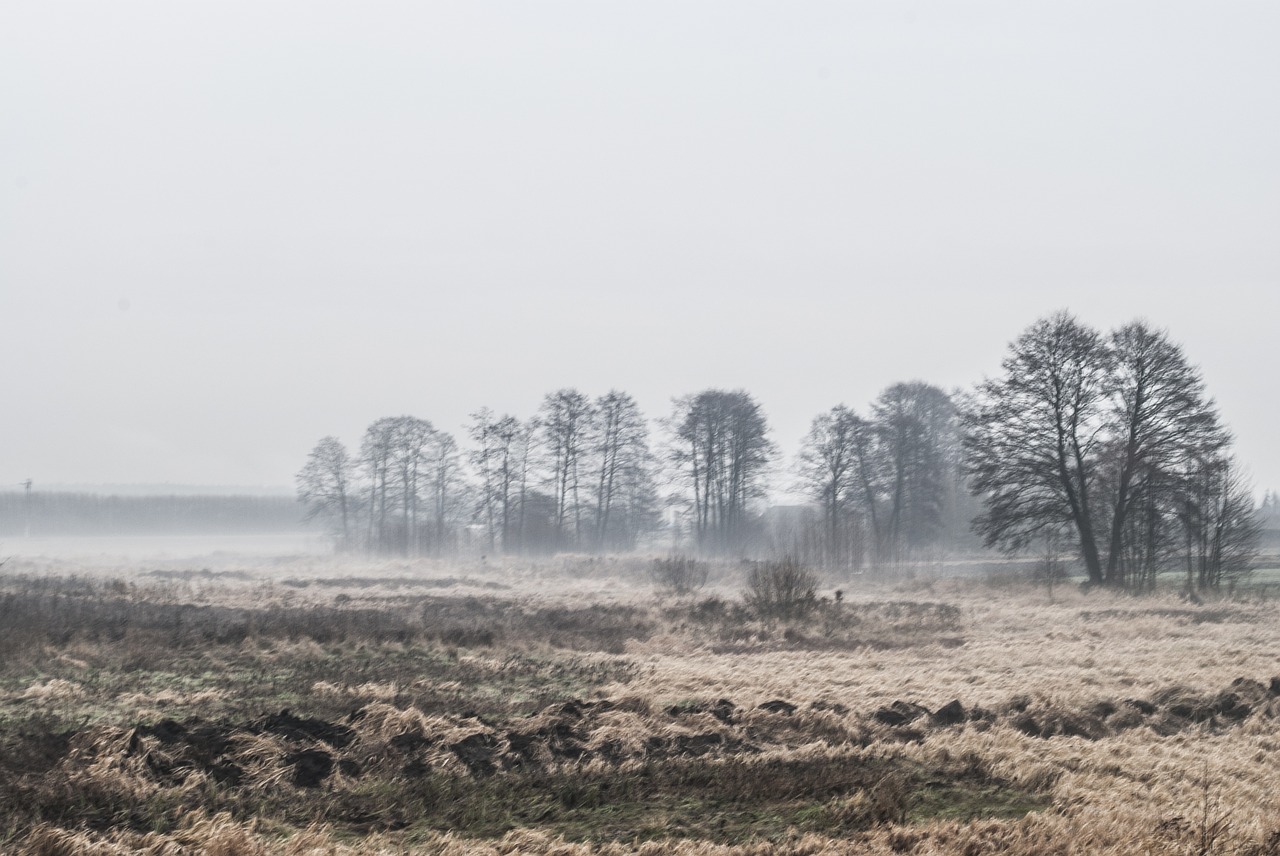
[[650, 556, 709, 595], [744, 557, 818, 620]]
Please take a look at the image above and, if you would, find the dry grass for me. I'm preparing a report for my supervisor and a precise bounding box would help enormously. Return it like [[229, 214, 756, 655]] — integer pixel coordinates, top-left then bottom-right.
[[6, 557, 1280, 853]]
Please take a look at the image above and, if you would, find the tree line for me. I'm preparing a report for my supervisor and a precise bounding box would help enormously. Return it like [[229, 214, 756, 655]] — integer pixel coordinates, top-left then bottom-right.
[[298, 313, 1264, 591], [298, 391, 663, 557], [0, 492, 301, 537]]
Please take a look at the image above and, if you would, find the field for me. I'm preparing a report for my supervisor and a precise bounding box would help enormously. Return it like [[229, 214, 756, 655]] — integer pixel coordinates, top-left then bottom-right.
[[4, 549, 1280, 855]]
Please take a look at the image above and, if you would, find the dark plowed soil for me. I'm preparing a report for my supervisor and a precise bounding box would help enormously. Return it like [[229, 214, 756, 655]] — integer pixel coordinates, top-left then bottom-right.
[[8, 674, 1279, 799], [6, 675, 1278, 845], [848, 675, 1280, 743]]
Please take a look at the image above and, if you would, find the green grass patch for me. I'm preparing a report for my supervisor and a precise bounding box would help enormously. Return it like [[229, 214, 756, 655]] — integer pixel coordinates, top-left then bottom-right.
[[908, 779, 1050, 823], [307, 757, 1044, 845]]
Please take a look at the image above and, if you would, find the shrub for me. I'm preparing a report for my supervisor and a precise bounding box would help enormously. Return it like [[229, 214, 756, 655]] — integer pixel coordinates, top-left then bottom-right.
[[650, 556, 709, 595], [744, 557, 818, 620]]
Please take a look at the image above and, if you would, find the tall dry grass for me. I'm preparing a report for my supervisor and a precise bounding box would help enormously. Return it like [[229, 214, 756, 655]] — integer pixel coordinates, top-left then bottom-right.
[[7, 559, 1280, 854]]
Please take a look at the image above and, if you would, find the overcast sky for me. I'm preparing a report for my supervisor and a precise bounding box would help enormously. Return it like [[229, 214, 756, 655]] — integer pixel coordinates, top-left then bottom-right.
[[2, 1, 1277, 497]]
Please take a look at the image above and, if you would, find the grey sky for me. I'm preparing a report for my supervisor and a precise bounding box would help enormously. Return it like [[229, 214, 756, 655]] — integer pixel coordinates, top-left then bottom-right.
[[3, 2, 1277, 496]]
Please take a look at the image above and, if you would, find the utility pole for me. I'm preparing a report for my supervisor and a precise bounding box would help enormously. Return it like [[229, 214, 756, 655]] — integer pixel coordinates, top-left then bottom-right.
[[22, 479, 32, 537]]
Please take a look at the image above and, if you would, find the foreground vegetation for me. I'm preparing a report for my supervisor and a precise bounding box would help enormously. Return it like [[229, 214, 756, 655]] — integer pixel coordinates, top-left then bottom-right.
[[4, 554, 1280, 854]]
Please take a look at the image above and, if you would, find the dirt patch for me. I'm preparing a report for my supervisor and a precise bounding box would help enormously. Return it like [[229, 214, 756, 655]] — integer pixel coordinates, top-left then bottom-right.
[[0, 716, 74, 777], [251, 709, 356, 747]]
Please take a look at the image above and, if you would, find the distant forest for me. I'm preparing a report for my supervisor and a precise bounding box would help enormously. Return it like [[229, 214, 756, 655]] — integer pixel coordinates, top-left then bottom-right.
[[298, 313, 1271, 593], [0, 492, 303, 537]]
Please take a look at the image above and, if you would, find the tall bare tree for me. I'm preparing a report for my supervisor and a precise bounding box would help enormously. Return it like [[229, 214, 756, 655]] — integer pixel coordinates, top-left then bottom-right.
[[669, 389, 774, 554], [965, 313, 1112, 583], [871, 382, 959, 565], [796, 405, 865, 570], [296, 436, 356, 549], [965, 313, 1243, 590], [386, 416, 436, 555], [1181, 455, 1260, 591], [590, 390, 658, 551], [360, 417, 400, 553], [1100, 321, 1227, 586], [538, 389, 593, 549], [354, 416, 440, 555], [425, 431, 464, 555], [510, 417, 538, 553], [469, 409, 523, 553]]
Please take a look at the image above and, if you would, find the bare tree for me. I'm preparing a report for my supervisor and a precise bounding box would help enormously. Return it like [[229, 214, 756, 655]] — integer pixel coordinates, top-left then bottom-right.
[[387, 416, 436, 555], [848, 410, 887, 563], [360, 417, 399, 553], [538, 389, 593, 550], [1182, 455, 1261, 592], [590, 390, 658, 551], [468, 409, 523, 554], [1100, 321, 1227, 587], [354, 416, 440, 555], [296, 436, 355, 549], [796, 386, 958, 573], [965, 313, 1112, 584], [425, 430, 464, 555], [871, 382, 958, 565], [669, 389, 774, 554], [512, 416, 539, 553], [965, 313, 1242, 591], [796, 405, 864, 571]]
